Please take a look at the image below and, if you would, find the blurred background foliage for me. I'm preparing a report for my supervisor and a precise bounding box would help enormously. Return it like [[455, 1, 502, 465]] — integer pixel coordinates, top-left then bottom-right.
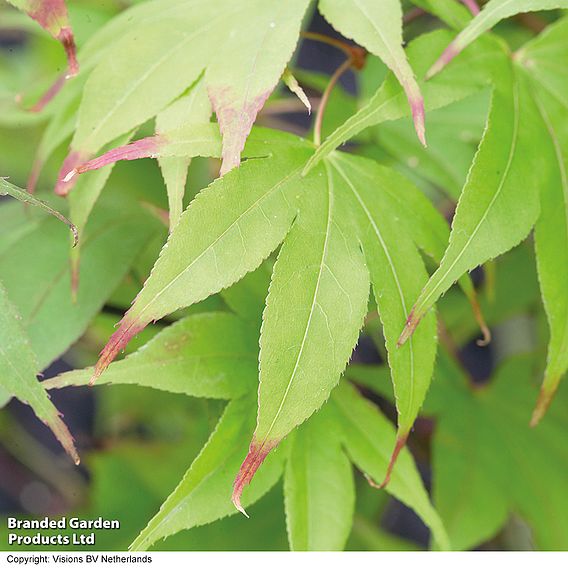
[[0, 0, 565, 551]]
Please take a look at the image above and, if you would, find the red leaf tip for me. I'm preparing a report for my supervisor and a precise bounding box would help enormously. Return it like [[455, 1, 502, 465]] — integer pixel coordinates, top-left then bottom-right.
[[71, 136, 163, 180], [91, 318, 147, 385], [232, 437, 278, 517], [57, 26, 79, 78]]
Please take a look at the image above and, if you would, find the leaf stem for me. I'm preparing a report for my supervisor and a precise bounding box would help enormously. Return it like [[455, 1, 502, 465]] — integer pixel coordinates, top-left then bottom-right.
[[301, 31, 356, 59], [313, 58, 353, 147]]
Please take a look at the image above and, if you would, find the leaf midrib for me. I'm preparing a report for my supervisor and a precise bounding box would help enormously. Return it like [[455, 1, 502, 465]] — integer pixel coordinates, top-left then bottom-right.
[[259, 164, 334, 445]]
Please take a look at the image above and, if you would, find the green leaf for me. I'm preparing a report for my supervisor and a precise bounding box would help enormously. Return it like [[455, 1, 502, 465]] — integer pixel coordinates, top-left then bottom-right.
[[329, 153, 436, 443], [43, 313, 258, 399], [0, 199, 159, 369], [431, 355, 568, 550], [319, 0, 426, 144], [399, 62, 543, 346], [130, 397, 286, 551], [232, 160, 369, 512], [427, 0, 568, 78], [371, 158, 490, 341], [332, 382, 450, 550], [156, 78, 212, 229], [91, 146, 311, 382], [220, 264, 272, 326], [284, 404, 355, 551], [303, 29, 499, 174], [0, 177, 77, 246], [409, 0, 472, 29], [517, 16, 568, 422], [372, 92, 489, 200], [57, 0, 310, 193], [0, 282, 79, 464]]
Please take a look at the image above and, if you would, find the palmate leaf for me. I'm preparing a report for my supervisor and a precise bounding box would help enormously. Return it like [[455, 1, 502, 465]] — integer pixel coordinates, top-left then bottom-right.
[[55, 0, 310, 194], [0, 282, 78, 464], [77, 126, 439, 504], [429, 355, 568, 550], [318, 0, 426, 145], [427, 0, 568, 79], [47, 306, 447, 550]]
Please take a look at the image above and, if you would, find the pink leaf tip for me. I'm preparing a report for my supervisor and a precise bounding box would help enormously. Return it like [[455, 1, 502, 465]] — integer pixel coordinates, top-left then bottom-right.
[[74, 136, 163, 178], [55, 151, 87, 196], [209, 86, 272, 176], [410, 96, 427, 147], [232, 437, 278, 517], [58, 26, 79, 78], [91, 318, 147, 385]]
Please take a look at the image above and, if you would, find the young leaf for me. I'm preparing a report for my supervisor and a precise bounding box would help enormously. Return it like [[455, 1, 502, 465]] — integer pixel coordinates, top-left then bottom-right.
[[0, 282, 79, 464], [156, 78, 212, 229], [427, 0, 568, 79], [91, 148, 311, 383], [329, 153, 436, 473], [130, 397, 286, 551], [43, 313, 258, 399], [56, 0, 310, 193], [282, 68, 311, 114], [332, 383, 450, 551], [319, 0, 426, 145], [431, 355, 568, 550], [233, 161, 369, 513], [284, 404, 355, 551], [1, 177, 77, 246], [399, 63, 544, 346]]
